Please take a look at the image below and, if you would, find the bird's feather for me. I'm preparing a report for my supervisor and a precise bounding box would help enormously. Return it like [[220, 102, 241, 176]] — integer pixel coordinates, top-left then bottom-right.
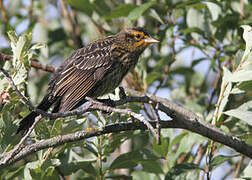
[[51, 38, 115, 112]]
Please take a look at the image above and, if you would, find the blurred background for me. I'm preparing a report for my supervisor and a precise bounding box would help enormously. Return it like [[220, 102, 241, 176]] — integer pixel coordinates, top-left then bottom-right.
[[0, 0, 252, 179]]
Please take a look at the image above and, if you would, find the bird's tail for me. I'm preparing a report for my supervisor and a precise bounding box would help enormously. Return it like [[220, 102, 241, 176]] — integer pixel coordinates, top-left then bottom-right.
[[16, 94, 53, 134]]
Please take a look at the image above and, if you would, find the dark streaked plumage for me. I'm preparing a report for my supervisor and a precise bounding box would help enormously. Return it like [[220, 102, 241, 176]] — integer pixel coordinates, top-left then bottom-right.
[[17, 27, 159, 134]]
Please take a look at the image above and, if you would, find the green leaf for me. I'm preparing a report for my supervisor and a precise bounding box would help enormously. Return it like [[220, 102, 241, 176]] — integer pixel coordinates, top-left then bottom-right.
[[174, 0, 203, 8], [132, 171, 160, 180], [7, 30, 18, 45], [224, 109, 252, 125], [165, 163, 202, 180], [103, 4, 136, 20], [209, 155, 235, 170], [141, 148, 160, 160], [186, 8, 204, 40], [110, 149, 157, 170], [141, 160, 163, 174], [149, 9, 164, 24], [242, 160, 252, 178], [217, 67, 232, 120], [237, 133, 252, 146], [241, 25, 252, 53], [205, 2, 221, 21], [59, 160, 97, 176], [168, 132, 188, 152], [224, 100, 252, 125], [229, 70, 252, 82], [233, 50, 244, 70], [103, 131, 133, 155], [68, 0, 94, 16], [180, 27, 205, 36], [153, 136, 169, 157], [128, 1, 157, 24], [110, 151, 141, 169], [146, 72, 161, 85]]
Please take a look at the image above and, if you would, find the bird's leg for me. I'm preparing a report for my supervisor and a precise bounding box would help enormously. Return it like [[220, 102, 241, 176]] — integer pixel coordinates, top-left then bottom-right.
[[119, 86, 127, 100]]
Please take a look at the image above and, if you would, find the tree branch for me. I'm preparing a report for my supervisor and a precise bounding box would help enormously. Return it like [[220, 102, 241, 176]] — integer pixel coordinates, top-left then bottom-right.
[[0, 52, 55, 73], [1, 71, 252, 168], [116, 88, 252, 158], [0, 120, 180, 169]]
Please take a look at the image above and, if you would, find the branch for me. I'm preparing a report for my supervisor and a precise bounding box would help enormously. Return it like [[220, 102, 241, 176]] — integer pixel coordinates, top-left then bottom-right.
[[0, 52, 55, 72], [0, 115, 42, 165], [116, 88, 252, 158], [0, 0, 8, 23], [0, 88, 251, 168], [59, 0, 83, 49], [0, 67, 34, 108], [0, 120, 180, 169], [1, 71, 252, 168]]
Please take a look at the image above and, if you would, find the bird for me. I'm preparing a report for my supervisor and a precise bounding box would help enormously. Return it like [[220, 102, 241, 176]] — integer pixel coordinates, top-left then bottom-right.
[[16, 27, 159, 134]]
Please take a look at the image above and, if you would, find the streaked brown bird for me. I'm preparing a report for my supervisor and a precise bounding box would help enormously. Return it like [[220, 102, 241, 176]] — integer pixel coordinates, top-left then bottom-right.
[[17, 27, 159, 134]]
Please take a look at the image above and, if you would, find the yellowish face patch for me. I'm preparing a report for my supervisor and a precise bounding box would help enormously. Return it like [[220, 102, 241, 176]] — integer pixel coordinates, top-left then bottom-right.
[[129, 31, 149, 48]]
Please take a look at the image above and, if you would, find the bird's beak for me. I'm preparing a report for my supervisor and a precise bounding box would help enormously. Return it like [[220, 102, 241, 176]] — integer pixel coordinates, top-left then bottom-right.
[[144, 37, 159, 44]]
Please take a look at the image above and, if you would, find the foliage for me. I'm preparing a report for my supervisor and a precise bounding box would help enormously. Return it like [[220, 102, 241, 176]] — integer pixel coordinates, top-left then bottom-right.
[[0, 0, 252, 179]]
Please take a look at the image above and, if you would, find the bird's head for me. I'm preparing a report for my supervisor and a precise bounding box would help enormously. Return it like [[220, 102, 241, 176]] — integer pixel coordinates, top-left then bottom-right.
[[114, 27, 159, 53]]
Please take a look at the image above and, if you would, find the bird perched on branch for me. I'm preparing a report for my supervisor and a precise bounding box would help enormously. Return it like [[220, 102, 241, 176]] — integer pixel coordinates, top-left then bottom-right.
[[17, 27, 159, 134]]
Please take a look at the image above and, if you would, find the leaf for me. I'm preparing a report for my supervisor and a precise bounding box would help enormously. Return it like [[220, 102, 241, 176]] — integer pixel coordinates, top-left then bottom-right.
[[132, 171, 160, 180], [168, 132, 188, 152], [59, 160, 97, 176], [233, 50, 244, 70], [110, 151, 142, 169], [186, 8, 204, 40], [241, 25, 252, 53], [216, 67, 232, 120], [229, 70, 252, 82], [24, 161, 41, 180], [146, 72, 161, 85], [165, 163, 202, 180], [149, 9, 164, 24], [7, 30, 18, 45], [128, 1, 157, 23], [153, 136, 169, 157], [237, 134, 252, 146], [209, 155, 235, 170], [180, 27, 205, 36], [103, 4, 136, 20], [110, 149, 158, 170], [174, 0, 203, 8], [103, 131, 133, 155], [141, 160, 163, 174], [242, 160, 252, 178], [224, 100, 252, 125], [205, 2, 221, 21], [31, 43, 46, 50], [68, 0, 94, 16]]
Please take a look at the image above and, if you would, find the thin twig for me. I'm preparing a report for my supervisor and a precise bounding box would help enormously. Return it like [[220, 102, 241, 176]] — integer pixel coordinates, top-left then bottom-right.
[[40, 147, 54, 166], [0, 0, 8, 22], [193, 144, 207, 165], [0, 52, 55, 72], [30, 61, 55, 72], [151, 102, 161, 144], [0, 67, 34, 108], [234, 155, 243, 177], [87, 97, 159, 140], [0, 115, 42, 165], [59, 0, 82, 49], [0, 72, 252, 168]]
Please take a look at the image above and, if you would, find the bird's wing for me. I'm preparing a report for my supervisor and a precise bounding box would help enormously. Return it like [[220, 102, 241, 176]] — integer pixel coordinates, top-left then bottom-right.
[[53, 38, 114, 112]]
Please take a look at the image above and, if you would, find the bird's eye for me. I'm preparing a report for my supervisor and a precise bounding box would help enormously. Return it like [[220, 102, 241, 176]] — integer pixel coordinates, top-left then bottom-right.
[[135, 34, 141, 39]]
